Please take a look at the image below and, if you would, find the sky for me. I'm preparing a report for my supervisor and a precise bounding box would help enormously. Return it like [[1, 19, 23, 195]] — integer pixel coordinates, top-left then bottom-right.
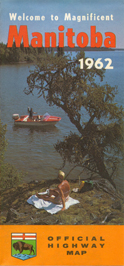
[[0, 0, 124, 48]]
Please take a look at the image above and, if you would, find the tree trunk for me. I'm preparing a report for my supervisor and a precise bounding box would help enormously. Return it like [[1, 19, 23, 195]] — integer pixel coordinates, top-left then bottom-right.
[[93, 149, 116, 189]]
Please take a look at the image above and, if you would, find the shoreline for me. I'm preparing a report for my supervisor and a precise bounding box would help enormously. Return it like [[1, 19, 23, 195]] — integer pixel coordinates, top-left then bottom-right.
[[0, 178, 123, 225]]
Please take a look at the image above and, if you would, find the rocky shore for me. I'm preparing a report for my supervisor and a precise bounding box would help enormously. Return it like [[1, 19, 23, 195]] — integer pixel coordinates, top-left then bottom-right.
[[0, 178, 124, 225]]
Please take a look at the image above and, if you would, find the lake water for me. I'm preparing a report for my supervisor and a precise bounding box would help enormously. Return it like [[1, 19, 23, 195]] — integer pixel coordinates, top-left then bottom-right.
[[0, 50, 124, 192]]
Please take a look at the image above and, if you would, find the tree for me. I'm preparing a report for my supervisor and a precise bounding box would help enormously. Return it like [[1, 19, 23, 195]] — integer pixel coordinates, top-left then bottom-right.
[[0, 120, 7, 167], [0, 120, 25, 190], [0, 43, 6, 64], [57, 45, 64, 57], [24, 52, 123, 189]]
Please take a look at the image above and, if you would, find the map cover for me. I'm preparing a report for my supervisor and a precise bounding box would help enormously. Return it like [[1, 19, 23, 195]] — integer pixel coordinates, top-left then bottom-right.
[[0, 0, 124, 265]]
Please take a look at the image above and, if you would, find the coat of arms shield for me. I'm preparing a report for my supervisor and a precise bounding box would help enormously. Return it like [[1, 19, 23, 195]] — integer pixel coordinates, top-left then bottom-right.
[[11, 233, 37, 260]]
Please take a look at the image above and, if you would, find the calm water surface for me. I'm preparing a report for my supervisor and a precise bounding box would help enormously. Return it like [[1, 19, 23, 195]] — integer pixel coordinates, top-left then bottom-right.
[[0, 51, 124, 192]]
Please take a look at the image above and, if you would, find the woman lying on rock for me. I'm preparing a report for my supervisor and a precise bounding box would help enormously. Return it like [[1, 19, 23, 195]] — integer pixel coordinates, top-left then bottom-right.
[[36, 171, 70, 211]]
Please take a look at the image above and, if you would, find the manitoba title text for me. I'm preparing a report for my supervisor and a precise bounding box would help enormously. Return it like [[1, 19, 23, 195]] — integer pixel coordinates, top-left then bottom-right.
[[7, 13, 116, 48]]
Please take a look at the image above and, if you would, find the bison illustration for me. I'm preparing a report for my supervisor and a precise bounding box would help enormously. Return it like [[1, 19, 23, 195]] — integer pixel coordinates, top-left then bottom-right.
[[13, 241, 35, 255]]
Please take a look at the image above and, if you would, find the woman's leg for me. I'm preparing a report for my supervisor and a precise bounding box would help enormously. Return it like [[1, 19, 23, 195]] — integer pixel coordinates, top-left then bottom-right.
[[36, 192, 50, 200], [36, 190, 61, 204]]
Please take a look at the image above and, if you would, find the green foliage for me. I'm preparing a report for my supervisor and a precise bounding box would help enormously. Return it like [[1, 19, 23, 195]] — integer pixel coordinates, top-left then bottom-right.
[[0, 120, 24, 190], [0, 120, 7, 165], [0, 163, 25, 190], [0, 42, 46, 64], [25, 52, 124, 188]]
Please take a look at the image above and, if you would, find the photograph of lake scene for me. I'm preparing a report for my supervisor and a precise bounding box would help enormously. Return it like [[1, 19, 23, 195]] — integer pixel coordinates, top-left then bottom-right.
[[0, 48, 124, 225]]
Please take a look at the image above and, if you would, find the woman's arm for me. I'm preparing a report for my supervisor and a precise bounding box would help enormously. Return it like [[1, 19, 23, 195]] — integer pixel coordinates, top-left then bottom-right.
[[58, 186, 65, 211]]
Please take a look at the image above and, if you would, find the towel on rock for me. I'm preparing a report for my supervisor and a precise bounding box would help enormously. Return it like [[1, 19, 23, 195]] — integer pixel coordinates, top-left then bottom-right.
[[27, 192, 79, 214]]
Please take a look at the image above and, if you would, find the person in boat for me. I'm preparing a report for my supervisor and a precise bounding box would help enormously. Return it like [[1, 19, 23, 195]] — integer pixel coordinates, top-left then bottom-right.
[[36, 170, 70, 211], [28, 107, 36, 120]]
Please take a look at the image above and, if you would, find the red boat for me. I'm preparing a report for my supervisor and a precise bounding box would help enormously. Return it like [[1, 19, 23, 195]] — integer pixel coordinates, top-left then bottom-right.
[[12, 112, 61, 126]]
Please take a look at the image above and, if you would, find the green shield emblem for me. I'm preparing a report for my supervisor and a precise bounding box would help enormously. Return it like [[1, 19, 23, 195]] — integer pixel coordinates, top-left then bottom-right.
[[11, 233, 37, 260]]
